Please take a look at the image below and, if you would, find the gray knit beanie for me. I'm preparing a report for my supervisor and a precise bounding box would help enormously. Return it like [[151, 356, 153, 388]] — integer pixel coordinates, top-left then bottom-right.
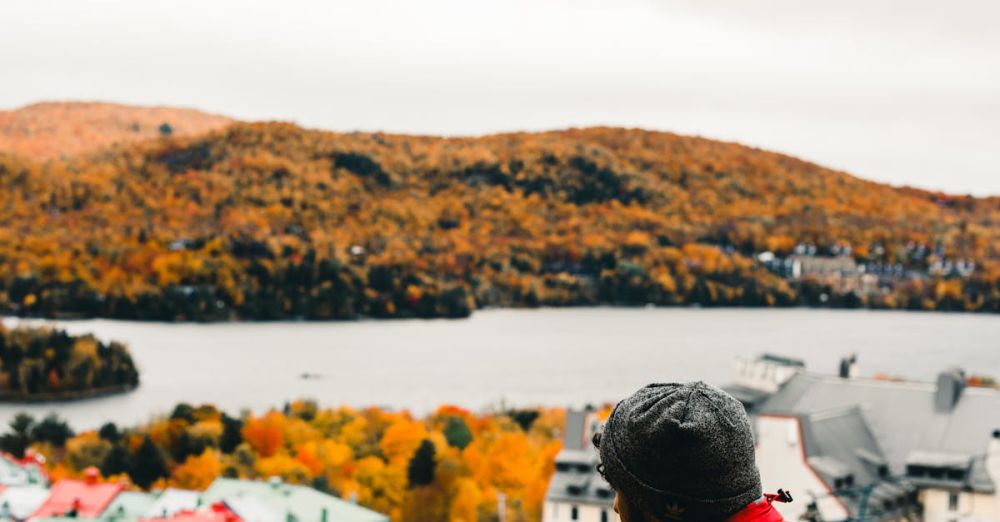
[[597, 382, 761, 521]]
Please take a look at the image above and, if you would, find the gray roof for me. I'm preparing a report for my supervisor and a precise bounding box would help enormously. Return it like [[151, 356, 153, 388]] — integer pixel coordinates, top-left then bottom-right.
[[794, 405, 917, 519], [759, 354, 806, 368], [722, 384, 770, 410], [759, 372, 1000, 493]]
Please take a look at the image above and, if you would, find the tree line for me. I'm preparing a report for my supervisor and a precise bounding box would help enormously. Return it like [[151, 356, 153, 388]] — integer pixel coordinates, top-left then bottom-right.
[[3, 401, 572, 522], [0, 124, 997, 320], [0, 325, 138, 399]]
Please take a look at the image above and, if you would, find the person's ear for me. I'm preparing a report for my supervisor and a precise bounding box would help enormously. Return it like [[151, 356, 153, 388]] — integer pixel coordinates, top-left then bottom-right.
[[614, 493, 620, 514]]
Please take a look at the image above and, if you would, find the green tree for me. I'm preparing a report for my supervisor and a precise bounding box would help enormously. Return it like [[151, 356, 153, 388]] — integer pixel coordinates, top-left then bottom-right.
[[407, 439, 436, 488], [220, 413, 243, 454], [101, 443, 131, 476], [98, 422, 121, 442], [0, 413, 35, 458], [507, 409, 540, 432], [443, 417, 472, 450], [31, 413, 74, 447], [130, 436, 168, 489]]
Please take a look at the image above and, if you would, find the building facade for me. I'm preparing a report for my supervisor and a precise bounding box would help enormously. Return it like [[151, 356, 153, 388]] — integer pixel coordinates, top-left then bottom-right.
[[542, 410, 619, 522]]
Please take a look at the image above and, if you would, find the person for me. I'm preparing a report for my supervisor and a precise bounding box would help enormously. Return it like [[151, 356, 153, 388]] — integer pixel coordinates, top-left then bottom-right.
[[593, 381, 790, 521]]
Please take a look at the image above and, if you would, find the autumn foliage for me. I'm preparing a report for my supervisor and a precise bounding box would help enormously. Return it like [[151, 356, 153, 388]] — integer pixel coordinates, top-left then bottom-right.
[[0, 324, 138, 399], [31, 402, 567, 522], [0, 121, 998, 319]]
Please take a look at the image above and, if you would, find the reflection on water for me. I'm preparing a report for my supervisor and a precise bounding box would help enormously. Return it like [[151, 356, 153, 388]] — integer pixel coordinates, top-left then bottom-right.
[[1, 307, 997, 429]]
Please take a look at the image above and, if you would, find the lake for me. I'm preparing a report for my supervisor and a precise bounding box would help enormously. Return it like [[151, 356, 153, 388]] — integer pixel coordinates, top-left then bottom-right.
[[1, 308, 997, 430]]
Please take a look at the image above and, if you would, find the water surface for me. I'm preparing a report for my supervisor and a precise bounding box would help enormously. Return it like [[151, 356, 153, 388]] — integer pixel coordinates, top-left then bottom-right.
[[2, 308, 996, 429]]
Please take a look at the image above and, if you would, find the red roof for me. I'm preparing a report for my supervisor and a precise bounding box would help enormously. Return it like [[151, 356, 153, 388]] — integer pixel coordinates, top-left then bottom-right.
[[141, 504, 241, 522], [30, 476, 123, 519]]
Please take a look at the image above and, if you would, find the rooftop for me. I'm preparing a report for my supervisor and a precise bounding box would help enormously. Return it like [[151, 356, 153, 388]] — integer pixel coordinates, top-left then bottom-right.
[[758, 371, 1000, 493], [31, 478, 124, 519], [202, 478, 388, 522]]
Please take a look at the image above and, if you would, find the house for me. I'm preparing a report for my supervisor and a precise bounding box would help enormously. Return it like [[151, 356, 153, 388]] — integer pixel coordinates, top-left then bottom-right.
[[542, 410, 619, 522], [139, 504, 240, 522], [755, 408, 920, 521], [99, 491, 158, 522], [0, 452, 47, 487], [0, 485, 49, 520], [200, 478, 388, 522], [30, 470, 123, 519], [756, 369, 1000, 521], [724, 353, 805, 412], [144, 489, 201, 519]]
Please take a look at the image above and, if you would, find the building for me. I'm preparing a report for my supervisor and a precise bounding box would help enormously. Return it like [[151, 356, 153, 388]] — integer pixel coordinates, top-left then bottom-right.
[[755, 408, 920, 521], [138, 504, 240, 522], [0, 452, 47, 487], [0, 485, 49, 520], [756, 369, 1000, 522], [542, 410, 619, 522], [724, 353, 805, 412], [30, 471, 124, 519], [201, 478, 388, 522], [144, 489, 201, 520], [99, 491, 158, 522]]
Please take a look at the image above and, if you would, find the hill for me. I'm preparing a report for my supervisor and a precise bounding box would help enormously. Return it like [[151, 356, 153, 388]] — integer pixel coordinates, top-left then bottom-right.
[[0, 122, 997, 320], [0, 101, 234, 161]]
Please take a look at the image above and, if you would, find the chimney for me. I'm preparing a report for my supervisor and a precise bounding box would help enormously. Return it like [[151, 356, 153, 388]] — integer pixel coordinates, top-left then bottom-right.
[[935, 368, 966, 413], [563, 410, 587, 450], [838, 353, 857, 379]]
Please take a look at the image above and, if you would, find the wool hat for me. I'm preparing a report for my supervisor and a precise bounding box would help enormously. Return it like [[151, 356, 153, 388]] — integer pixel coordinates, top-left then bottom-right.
[[597, 382, 762, 521]]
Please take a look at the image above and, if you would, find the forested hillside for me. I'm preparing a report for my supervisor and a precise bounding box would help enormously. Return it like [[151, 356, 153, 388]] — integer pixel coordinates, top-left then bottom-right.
[[0, 102, 233, 161], [1, 122, 997, 320]]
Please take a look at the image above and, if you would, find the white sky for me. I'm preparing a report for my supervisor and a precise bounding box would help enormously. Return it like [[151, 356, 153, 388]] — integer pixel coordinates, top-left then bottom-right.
[[2, 0, 998, 195]]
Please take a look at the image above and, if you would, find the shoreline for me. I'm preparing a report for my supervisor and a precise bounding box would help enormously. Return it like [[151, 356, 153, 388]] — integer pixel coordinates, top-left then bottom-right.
[[0, 383, 137, 404]]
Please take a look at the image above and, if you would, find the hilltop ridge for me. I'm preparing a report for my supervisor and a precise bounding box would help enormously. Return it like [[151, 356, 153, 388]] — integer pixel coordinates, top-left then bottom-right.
[[0, 101, 234, 161], [0, 112, 997, 320]]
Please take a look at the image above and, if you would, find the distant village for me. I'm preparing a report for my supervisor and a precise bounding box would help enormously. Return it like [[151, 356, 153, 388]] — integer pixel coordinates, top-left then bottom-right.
[[758, 242, 977, 299], [544, 355, 1000, 522]]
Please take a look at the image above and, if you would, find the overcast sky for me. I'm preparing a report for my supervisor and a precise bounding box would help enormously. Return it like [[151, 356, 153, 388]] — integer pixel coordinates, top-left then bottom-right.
[[2, 0, 998, 195]]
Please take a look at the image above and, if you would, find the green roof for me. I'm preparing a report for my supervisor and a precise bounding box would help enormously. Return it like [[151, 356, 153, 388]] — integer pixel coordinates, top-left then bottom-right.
[[202, 478, 388, 522], [99, 491, 159, 522]]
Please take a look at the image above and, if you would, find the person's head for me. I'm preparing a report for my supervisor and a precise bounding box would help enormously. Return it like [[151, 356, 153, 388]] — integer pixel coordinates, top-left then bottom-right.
[[593, 382, 761, 522]]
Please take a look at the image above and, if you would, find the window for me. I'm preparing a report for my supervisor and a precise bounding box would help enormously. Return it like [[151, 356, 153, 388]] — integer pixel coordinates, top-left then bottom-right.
[[601, 509, 609, 522], [949, 492, 959, 511], [571, 506, 579, 521]]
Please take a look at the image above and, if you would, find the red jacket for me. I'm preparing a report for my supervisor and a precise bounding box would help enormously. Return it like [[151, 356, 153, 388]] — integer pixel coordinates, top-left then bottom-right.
[[726, 493, 788, 522]]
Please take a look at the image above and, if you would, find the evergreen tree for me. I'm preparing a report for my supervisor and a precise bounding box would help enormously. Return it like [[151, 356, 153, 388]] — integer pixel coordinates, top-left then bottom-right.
[[220, 413, 243, 454], [507, 409, 540, 432], [101, 443, 131, 476], [130, 436, 168, 489], [170, 403, 195, 423], [98, 422, 121, 442], [31, 413, 73, 447], [0, 414, 35, 458], [443, 417, 472, 450], [407, 439, 436, 488]]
